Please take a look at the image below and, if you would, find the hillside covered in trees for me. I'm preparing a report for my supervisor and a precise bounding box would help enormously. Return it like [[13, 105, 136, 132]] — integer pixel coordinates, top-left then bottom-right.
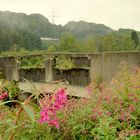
[[0, 11, 140, 53]]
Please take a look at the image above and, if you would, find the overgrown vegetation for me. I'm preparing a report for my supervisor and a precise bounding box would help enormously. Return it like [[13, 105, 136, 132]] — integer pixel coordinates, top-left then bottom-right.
[[0, 66, 140, 139], [55, 55, 75, 69], [20, 57, 45, 69]]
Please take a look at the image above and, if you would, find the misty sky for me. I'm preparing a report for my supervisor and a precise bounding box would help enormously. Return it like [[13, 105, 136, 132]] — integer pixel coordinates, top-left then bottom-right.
[[0, 0, 140, 30]]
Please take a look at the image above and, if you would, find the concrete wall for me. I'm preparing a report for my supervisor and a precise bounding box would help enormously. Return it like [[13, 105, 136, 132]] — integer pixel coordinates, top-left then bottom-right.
[[0, 56, 19, 81], [101, 52, 140, 82], [19, 68, 89, 86], [19, 68, 45, 82], [53, 68, 90, 86], [0, 51, 140, 85], [89, 54, 102, 82]]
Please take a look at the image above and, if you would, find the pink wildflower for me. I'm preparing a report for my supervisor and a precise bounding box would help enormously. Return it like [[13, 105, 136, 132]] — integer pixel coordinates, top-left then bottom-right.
[[86, 84, 93, 95], [98, 111, 103, 116], [48, 119, 59, 129], [128, 104, 135, 113], [119, 113, 125, 121], [106, 112, 112, 116], [92, 108, 98, 113], [105, 96, 111, 102], [2, 92, 8, 98], [55, 89, 67, 104], [128, 93, 139, 102], [91, 115, 97, 121], [39, 88, 67, 129], [39, 108, 50, 124]]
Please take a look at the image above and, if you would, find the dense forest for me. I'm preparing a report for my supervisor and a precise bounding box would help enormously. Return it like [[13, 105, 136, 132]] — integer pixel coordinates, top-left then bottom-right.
[[0, 11, 140, 53]]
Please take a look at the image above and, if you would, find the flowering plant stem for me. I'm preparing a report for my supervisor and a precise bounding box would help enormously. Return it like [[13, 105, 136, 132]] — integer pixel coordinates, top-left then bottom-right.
[[9, 94, 34, 140]]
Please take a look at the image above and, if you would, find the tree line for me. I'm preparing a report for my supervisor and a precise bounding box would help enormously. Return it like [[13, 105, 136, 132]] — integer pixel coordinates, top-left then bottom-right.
[[47, 31, 140, 53], [0, 11, 139, 53], [0, 24, 42, 52]]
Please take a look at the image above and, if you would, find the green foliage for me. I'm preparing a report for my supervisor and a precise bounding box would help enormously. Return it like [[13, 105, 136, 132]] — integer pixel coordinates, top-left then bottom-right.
[[0, 24, 42, 52], [131, 31, 139, 49], [0, 11, 140, 53], [64, 21, 112, 39], [58, 34, 80, 52], [47, 45, 56, 52], [23, 104, 35, 123], [79, 36, 99, 53], [20, 57, 44, 69], [0, 71, 5, 79], [55, 55, 75, 69], [3, 81, 20, 101], [0, 67, 140, 139]]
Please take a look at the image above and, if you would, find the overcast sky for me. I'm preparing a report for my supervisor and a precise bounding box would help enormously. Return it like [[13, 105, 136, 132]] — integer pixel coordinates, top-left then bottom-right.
[[0, 0, 140, 30]]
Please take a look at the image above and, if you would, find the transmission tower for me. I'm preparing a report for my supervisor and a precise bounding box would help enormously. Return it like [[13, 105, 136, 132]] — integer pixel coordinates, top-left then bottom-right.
[[47, 10, 59, 24]]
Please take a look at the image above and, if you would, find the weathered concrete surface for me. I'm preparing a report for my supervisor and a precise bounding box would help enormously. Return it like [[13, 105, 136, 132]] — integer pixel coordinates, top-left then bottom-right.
[[19, 82, 89, 98], [19, 68, 45, 82], [45, 58, 54, 82], [89, 54, 101, 82], [101, 52, 140, 82], [0, 56, 19, 81], [53, 68, 90, 86], [0, 51, 140, 85], [19, 68, 89, 86]]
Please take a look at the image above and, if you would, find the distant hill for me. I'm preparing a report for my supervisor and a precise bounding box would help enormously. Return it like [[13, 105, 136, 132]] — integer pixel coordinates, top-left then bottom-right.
[[117, 28, 140, 38], [0, 11, 140, 52], [0, 11, 63, 38], [0, 11, 113, 38], [63, 21, 113, 38], [0, 11, 139, 39]]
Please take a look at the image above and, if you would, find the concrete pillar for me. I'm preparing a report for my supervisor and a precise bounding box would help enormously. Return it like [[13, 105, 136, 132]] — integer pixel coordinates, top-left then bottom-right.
[[12, 58, 20, 81], [44, 58, 54, 82], [4, 57, 19, 81], [89, 54, 102, 82]]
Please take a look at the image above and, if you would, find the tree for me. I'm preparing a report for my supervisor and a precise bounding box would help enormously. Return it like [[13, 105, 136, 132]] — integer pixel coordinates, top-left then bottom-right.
[[131, 31, 139, 49], [81, 37, 98, 53], [121, 36, 135, 51], [47, 45, 56, 52], [58, 34, 79, 52]]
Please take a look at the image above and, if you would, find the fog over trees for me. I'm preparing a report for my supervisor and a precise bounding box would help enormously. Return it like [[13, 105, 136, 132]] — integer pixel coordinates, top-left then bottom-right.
[[0, 11, 139, 53]]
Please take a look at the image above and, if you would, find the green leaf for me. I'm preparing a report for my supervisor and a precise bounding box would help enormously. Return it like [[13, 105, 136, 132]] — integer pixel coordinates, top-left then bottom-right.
[[5, 125, 17, 133], [3, 131, 11, 140], [3, 125, 17, 140], [0, 134, 2, 140], [23, 104, 35, 123], [22, 78, 38, 92], [0, 100, 21, 106], [5, 119, 14, 127], [20, 136, 31, 140]]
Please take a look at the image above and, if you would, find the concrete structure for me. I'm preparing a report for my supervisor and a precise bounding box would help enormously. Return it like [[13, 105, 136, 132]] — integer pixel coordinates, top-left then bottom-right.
[[44, 58, 54, 82], [0, 56, 19, 81], [101, 52, 140, 82], [0, 51, 140, 85]]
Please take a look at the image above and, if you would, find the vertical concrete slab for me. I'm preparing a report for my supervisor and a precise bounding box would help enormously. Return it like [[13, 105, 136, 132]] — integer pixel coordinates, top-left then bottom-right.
[[12, 58, 20, 81], [89, 54, 102, 82], [44, 58, 54, 82], [4, 57, 20, 81], [101, 51, 140, 83]]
